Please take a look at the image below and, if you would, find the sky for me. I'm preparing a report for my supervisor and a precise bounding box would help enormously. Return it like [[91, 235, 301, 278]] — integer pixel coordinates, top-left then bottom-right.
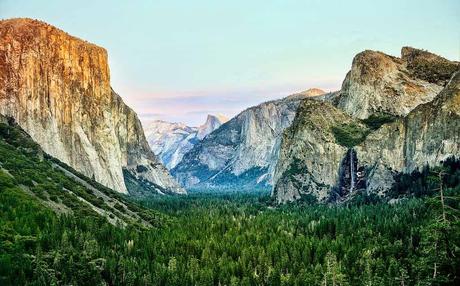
[[1, 0, 459, 126]]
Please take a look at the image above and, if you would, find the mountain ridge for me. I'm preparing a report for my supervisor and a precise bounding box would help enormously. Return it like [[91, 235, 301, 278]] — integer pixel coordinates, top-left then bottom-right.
[[143, 114, 228, 169], [171, 90, 325, 191]]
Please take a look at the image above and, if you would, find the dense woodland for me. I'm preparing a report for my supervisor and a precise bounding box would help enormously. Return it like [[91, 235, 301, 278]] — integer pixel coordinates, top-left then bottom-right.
[[1, 185, 459, 285], [1, 120, 460, 285]]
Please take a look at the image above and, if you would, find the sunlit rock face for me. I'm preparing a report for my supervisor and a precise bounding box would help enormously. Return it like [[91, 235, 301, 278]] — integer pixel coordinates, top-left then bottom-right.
[[336, 47, 456, 119], [172, 89, 325, 191], [196, 114, 228, 140], [143, 114, 228, 169], [0, 18, 184, 195], [273, 48, 459, 203]]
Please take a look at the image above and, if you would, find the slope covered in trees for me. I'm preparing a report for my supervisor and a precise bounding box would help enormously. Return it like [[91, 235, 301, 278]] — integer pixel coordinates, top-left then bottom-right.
[[0, 116, 164, 227], [1, 184, 459, 284], [1, 115, 459, 285]]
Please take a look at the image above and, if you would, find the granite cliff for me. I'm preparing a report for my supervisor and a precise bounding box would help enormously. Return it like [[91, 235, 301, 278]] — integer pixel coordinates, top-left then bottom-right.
[[272, 100, 365, 202], [172, 89, 325, 191], [336, 47, 456, 119], [274, 48, 459, 203], [197, 114, 228, 140], [0, 18, 184, 195], [356, 71, 460, 195]]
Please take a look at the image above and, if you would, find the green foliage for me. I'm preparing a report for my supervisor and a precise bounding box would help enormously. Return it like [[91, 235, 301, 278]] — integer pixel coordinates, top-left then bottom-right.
[[331, 123, 370, 148], [275, 158, 321, 204], [1, 118, 459, 285], [0, 120, 164, 228], [391, 157, 460, 198], [136, 165, 148, 173], [113, 202, 126, 213], [1, 188, 459, 285], [362, 113, 398, 130], [283, 157, 306, 178], [0, 123, 97, 216], [201, 167, 270, 192]]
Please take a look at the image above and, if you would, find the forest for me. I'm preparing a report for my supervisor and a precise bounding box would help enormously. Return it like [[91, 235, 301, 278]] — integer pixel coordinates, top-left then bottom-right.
[[1, 184, 459, 285], [0, 120, 459, 285]]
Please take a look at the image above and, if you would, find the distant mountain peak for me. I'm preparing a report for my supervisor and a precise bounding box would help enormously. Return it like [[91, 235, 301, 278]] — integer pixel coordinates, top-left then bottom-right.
[[144, 114, 227, 169], [197, 114, 228, 140], [143, 120, 195, 134], [207, 113, 229, 123], [299, 88, 326, 97], [172, 93, 310, 191], [286, 88, 325, 100]]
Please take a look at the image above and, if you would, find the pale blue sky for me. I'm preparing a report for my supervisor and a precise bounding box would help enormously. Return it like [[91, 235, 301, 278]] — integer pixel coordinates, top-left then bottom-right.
[[1, 0, 459, 125]]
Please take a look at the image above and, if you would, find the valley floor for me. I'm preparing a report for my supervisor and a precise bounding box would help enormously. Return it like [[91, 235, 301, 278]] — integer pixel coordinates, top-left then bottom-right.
[[1, 187, 459, 285]]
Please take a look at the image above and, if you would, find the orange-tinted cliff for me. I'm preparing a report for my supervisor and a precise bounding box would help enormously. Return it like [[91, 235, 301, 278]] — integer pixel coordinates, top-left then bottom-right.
[[0, 18, 185, 194]]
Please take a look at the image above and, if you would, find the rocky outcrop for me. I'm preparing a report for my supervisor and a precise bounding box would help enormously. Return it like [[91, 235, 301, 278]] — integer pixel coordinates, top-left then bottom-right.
[[336, 47, 457, 119], [273, 48, 459, 203], [144, 114, 227, 169], [172, 89, 325, 191], [356, 71, 460, 194], [144, 120, 198, 169], [272, 99, 366, 203], [401, 47, 460, 86], [197, 114, 228, 140], [0, 18, 184, 195]]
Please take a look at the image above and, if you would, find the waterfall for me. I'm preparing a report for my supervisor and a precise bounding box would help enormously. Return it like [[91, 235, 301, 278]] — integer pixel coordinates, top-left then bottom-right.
[[349, 149, 355, 192]]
